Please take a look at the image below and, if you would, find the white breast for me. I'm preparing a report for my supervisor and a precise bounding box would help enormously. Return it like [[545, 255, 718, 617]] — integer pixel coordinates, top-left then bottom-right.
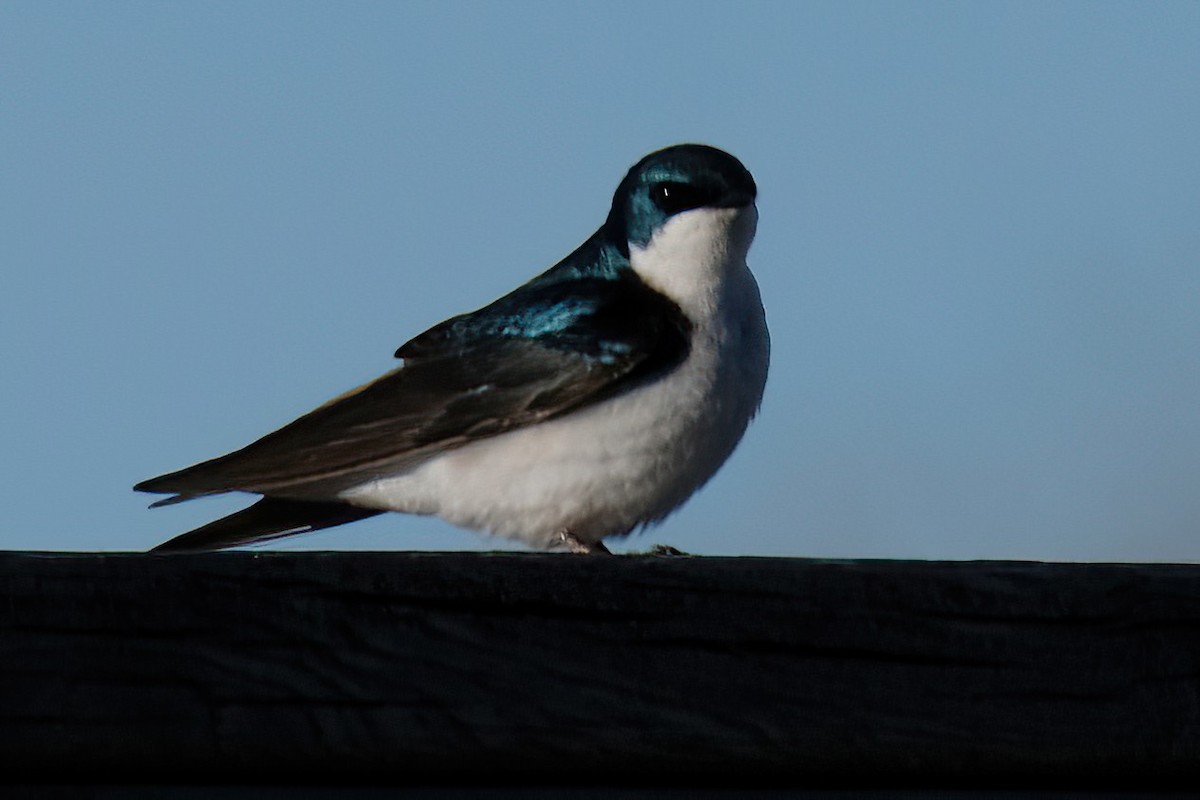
[[340, 206, 769, 548]]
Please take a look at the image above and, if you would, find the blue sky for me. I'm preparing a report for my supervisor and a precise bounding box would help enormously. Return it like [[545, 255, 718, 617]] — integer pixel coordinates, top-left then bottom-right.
[[3, 2, 1198, 560]]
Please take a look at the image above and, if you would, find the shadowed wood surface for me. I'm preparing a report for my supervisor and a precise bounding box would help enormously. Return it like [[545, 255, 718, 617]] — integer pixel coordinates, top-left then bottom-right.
[[1, 552, 1198, 788]]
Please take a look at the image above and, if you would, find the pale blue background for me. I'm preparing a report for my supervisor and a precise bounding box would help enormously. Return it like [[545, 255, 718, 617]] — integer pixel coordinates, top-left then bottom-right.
[[3, 2, 1198, 560]]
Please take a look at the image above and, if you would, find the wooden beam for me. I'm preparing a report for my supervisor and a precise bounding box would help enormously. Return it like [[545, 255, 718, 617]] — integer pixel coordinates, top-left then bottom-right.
[[1, 553, 1197, 789]]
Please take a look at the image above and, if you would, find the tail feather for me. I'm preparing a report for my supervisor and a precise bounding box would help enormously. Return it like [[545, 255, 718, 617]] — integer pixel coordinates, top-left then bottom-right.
[[149, 497, 382, 553]]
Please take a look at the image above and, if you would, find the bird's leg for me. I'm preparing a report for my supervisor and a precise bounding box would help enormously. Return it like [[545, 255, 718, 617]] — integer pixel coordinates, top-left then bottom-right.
[[555, 530, 612, 555]]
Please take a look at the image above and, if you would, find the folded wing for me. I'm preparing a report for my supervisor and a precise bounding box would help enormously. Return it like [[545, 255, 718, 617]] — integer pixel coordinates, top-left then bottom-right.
[[135, 272, 691, 505]]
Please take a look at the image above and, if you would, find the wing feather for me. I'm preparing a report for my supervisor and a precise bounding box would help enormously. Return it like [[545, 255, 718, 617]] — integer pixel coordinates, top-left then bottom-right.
[[136, 271, 690, 502]]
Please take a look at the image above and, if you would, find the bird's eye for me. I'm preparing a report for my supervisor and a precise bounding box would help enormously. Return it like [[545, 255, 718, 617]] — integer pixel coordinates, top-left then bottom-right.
[[650, 182, 712, 214]]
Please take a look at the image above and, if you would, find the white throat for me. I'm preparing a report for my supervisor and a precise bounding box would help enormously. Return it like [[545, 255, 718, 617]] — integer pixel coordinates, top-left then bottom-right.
[[627, 205, 758, 318]]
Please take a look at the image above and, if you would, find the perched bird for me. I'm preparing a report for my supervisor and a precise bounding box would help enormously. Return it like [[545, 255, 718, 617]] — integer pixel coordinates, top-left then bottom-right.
[[137, 144, 769, 554]]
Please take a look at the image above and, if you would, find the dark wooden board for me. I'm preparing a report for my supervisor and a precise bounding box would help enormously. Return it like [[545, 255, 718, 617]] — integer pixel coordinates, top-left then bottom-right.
[[1, 552, 1198, 788]]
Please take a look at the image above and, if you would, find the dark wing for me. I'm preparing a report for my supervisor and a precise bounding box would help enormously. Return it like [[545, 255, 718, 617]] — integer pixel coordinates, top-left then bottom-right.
[[135, 272, 691, 504]]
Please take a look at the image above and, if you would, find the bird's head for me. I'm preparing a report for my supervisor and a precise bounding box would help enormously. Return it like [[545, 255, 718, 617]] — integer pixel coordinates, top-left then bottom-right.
[[606, 143, 758, 257]]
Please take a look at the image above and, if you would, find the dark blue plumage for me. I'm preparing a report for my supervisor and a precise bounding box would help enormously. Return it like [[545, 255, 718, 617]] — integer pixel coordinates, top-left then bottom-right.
[[397, 143, 755, 361]]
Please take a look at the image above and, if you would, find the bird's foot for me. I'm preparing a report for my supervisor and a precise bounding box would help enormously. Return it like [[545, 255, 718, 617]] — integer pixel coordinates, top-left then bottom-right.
[[555, 530, 612, 555]]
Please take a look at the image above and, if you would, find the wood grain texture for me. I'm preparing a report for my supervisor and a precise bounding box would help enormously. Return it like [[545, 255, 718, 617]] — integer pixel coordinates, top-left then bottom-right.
[[1, 552, 1198, 788]]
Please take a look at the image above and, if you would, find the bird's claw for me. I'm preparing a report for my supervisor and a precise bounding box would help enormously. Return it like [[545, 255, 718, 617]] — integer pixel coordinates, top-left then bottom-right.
[[555, 530, 612, 555]]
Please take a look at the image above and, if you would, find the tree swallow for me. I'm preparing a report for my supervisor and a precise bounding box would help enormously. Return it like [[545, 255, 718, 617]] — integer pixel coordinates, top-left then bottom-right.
[[137, 144, 769, 554]]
